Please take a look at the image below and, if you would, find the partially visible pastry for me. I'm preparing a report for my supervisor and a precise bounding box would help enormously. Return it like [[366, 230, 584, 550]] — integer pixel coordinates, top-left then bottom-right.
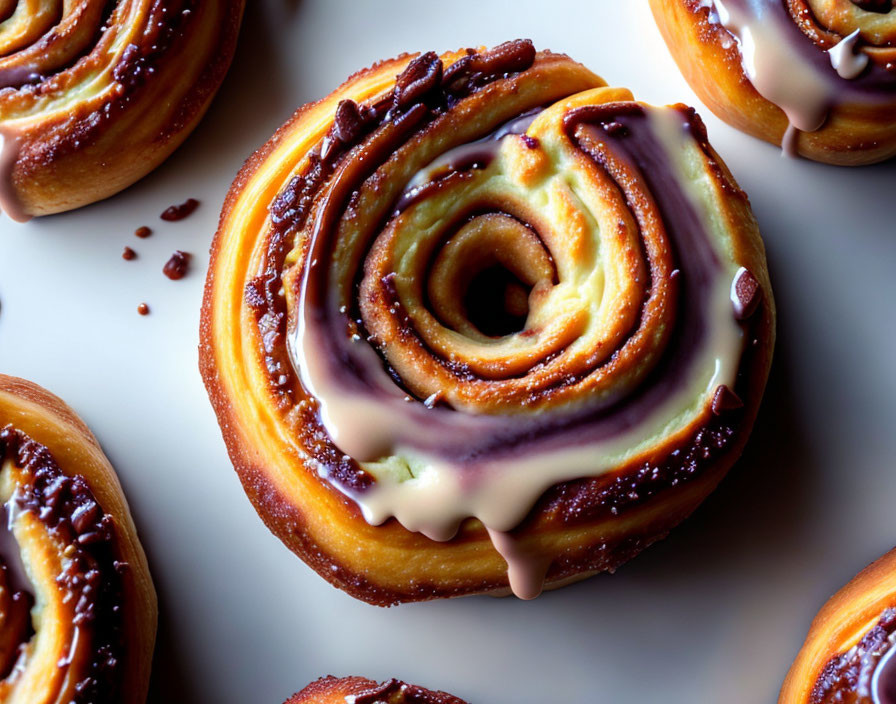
[[780, 547, 896, 703], [650, 0, 896, 165], [286, 677, 467, 704], [201, 40, 775, 605], [0, 375, 156, 703], [0, 0, 245, 220]]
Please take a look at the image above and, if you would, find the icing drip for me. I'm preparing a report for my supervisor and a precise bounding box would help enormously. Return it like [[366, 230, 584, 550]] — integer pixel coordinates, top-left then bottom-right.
[[289, 102, 748, 598], [829, 30, 871, 80], [712, 0, 833, 140], [782, 123, 802, 158], [0, 129, 28, 223], [708, 0, 894, 154], [486, 529, 552, 600]]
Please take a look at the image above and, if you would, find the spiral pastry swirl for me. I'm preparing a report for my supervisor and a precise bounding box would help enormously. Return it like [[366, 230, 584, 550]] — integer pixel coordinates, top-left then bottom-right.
[[650, 0, 896, 164], [201, 41, 776, 605], [286, 677, 467, 704], [0, 0, 245, 220], [0, 375, 156, 703], [780, 548, 896, 704]]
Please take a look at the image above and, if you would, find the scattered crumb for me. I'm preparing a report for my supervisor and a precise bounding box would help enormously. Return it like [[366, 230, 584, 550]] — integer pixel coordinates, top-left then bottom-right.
[[137, 303, 150, 316], [122, 246, 137, 261], [160, 198, 199, 222], [163, 251, 191, 280], [135, 226, 152, 238]]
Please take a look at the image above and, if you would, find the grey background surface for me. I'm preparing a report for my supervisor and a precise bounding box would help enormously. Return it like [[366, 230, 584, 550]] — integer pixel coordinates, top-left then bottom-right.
[[0, 2, 894, 702]]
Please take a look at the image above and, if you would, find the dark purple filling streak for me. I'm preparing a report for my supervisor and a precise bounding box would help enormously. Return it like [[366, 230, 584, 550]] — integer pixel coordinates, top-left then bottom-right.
[[394, 157, 491, 215], [392, 109, 543, 215], [294, 47, 548, 414], [315, 104, 733, 471], [0, 427, 125, 704], [722, 0, 896, 98], [480, 104, 720, 453], [431, 105, 725, 463]]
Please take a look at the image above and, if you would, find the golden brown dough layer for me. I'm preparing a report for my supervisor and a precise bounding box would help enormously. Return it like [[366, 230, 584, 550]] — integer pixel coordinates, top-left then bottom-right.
[[0, 0, 245, 219], [650, 0, 896, 165], [780, 547, 896, 704], [286, 676, 467, 704], [0, 375, 156, 703], [201, 41, 775, 606]]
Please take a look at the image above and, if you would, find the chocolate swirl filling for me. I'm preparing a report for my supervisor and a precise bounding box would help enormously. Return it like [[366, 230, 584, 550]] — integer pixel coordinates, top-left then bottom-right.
[[0, 427, 125, 703], [0, 0, 197, 91], [811, 608, 896, 703]]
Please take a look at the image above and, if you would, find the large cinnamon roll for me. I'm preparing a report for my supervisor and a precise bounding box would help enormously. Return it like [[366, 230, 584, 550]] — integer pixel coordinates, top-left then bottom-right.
[[0, 375, 156, 703], [0, 0, 245, 220], [286, 677, 467, 704], [200, 40, 776, 605], [780, 548, 896, 704], [649, 0, 896, 165]]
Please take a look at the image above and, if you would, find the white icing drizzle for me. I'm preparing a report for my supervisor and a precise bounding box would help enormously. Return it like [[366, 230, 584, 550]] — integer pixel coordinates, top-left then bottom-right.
[[712, 0, 832, 136], [399, 111, 539, 205], [709, 0, 874, 154], [829, 29, 870, 80], [291, 106, 746, 598]]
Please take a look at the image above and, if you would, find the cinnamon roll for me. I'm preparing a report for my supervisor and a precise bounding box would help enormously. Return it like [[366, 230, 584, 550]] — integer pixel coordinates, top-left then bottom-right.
[[285, 676, 467, 704], [200, 40, 776, 605], [0, 0, 245, 220], [0, 375, 156, 703], [779, 548, 896, 704], [649, 0, 896, 165]]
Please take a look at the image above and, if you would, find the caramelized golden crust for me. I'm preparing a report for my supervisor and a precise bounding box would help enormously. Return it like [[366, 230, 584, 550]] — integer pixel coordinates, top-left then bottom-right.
[[650, 0, 896, 165], [0, 375, 156, 703], [201, 43, 775, 606], [780, 547, 896, 704], [286, 676, 468, 704], [0, 0, 245, 218]]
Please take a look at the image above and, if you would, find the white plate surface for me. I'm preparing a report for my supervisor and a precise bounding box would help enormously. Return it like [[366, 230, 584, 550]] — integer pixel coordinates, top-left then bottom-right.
[[1, 2, 895, 702]]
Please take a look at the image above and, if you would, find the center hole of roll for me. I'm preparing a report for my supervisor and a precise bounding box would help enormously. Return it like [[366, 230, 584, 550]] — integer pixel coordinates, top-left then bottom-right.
[[426, 213, 555, 341], [463, 265, 532, 337], [851, 0, 893, 12]]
